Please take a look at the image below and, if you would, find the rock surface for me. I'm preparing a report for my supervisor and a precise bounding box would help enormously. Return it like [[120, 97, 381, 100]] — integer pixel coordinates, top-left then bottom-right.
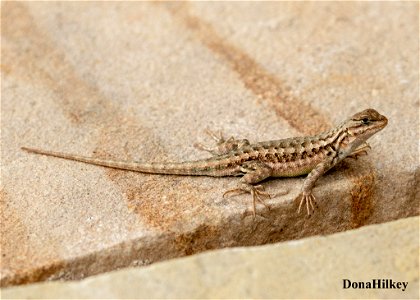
[[3, 216, 419, 298], [1, 2, 418, 287]]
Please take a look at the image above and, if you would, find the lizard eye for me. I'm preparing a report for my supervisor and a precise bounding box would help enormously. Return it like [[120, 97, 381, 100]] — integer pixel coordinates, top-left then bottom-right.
[[361, 118, 370, 125]]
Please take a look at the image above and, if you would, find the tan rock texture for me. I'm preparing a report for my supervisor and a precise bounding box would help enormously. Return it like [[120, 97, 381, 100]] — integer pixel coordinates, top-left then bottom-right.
[[3, 216, 419, 299], [1, 2, 418, 287]]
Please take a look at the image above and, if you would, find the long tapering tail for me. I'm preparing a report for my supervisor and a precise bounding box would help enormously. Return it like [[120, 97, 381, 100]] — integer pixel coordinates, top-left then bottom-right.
[[21, 147, 226, 176]]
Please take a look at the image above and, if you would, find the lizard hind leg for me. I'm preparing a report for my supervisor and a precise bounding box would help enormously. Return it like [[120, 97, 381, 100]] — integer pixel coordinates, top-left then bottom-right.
[[223, 161, 274, 217], [194, 128, 250, 156], [223, 183, 271, 217]]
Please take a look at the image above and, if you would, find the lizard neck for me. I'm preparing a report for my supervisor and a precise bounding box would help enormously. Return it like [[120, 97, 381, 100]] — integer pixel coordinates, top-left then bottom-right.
[[316, 125, 347, 149], [313, 125, 351, 161]]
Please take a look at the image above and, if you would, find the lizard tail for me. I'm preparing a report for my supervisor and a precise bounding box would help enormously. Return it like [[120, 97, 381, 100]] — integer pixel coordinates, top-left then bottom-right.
[[21, 147, 222, 176]]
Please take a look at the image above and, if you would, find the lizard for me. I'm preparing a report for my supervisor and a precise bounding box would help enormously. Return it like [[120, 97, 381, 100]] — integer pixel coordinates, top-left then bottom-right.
[[21, 108, 388, 217]]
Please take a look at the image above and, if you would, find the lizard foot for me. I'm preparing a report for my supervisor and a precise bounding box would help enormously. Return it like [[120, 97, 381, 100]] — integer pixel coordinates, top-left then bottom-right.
[[297, 192, 318, 216], [224, 184, 271, 217], [347, 143, 371, 160], [194, 128, 250, 156], [347, 150, 368, 160], [194, 129, 224, 154]]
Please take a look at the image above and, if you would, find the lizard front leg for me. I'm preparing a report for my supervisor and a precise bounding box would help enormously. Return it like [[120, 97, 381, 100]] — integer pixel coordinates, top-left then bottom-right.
[[297, 158, 334, 215], [346, 142, 371, 160], [194, 129, 250, 156], [223, 161, 274, 217]]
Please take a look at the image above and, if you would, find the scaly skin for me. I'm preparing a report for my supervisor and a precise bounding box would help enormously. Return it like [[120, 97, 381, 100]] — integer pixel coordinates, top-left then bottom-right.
[[22, 108, 388, 217]]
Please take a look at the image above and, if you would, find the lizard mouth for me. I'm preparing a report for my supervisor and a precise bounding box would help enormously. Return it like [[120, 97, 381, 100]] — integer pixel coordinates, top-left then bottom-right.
[[357, 113, 388, 137], [375, 114, 388, 130]]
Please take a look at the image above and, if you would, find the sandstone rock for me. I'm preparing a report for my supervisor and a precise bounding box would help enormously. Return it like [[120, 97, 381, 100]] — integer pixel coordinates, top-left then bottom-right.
[[3, 216, 418, 298]]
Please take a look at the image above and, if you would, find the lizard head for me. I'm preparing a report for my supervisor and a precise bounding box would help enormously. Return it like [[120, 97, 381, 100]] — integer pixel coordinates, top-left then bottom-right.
[[343, 108, 388, 147]]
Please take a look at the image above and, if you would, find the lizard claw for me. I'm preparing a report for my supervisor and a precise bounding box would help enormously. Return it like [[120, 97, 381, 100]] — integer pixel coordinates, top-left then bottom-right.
[[347, 143, 371, 160], [223, 188, 246, 198], [224, 184, 272, 218], [195, 128, 251, 156], [249, 185, 272, 217], [297, 192, 317, 216], [347, 150, 368, 160], [205, 128, 225, 143]]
